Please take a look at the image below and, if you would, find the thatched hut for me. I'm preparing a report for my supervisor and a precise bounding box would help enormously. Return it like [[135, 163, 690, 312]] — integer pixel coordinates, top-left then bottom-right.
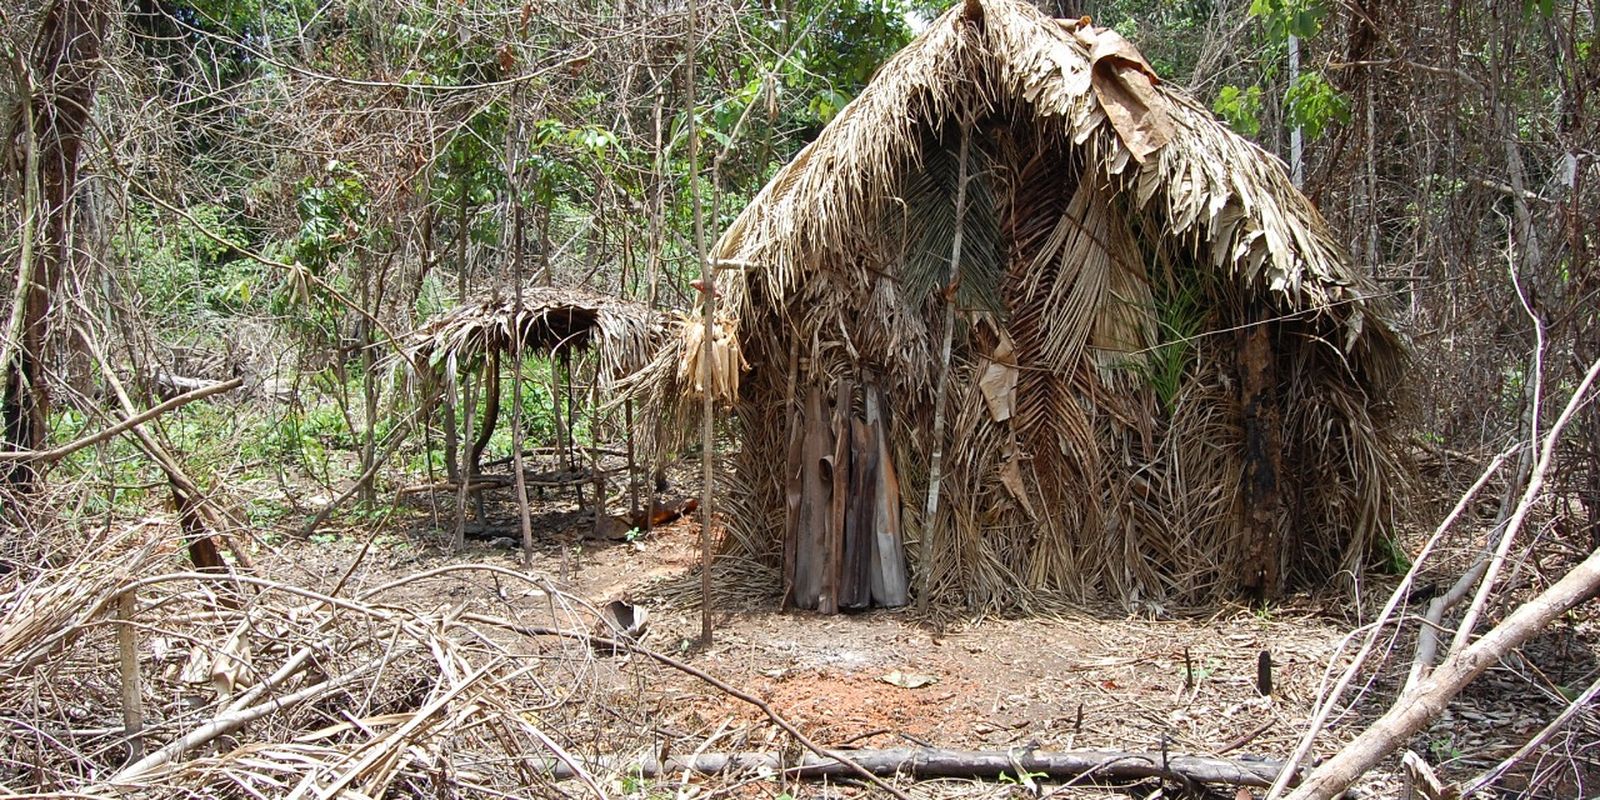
[[402, 286, 659, 384], [645, 0, 1405, 612], [400, 285, 661, 499]]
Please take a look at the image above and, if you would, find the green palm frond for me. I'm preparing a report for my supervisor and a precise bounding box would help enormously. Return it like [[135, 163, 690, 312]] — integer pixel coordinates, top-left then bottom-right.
[[895, 124, 1004, 316]]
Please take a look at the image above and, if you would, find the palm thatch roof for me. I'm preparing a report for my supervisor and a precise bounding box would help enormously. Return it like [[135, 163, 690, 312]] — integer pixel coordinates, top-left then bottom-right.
[[400, 285, 661, 384], [639, 0, 1406, 612], [714, 1, 1397, 370]]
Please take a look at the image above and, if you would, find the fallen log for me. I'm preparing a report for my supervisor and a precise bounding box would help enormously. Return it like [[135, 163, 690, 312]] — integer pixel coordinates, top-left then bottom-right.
[[534, 747, 1296, 788]]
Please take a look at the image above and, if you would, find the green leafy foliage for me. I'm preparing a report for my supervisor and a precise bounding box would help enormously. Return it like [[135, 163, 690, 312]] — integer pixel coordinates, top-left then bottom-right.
[[1093, 0, 1216, 81], [1523, 0, 1557, 18], [1375, 535, 1413, 574], [1249, 0, 1327, 40], [1213, 84, 1264, 137], [117, 203, 266, 318], [292, 160, 370, 270], [1285, 72, 1351, 140], [806, 88, 851, 124], [1127, 280, 1205, 417]]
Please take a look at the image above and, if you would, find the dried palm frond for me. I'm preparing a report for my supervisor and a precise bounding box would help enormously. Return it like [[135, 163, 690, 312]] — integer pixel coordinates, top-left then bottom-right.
[[893, 123, 1006, 315], [397, 284, 662, 389]]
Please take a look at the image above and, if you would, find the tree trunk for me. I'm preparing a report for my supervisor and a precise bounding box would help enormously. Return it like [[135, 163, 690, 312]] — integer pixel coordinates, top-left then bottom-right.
[[1237, 300, 1285, 598], [3, 0, 110, 488]]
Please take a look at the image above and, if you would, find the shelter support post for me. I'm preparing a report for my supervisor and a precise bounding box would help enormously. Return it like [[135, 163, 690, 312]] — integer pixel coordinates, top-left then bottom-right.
[[625, 398, 639, 521], [1236, 301, 1286, 598]]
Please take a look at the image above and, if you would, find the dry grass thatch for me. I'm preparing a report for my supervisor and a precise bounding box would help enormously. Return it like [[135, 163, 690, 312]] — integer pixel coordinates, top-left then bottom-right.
[[399, 285, 661, 386], [635, 0, 1407, 612]]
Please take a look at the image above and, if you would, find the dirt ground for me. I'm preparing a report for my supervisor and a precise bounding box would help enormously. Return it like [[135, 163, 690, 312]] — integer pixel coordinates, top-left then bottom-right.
[[239, 478, 1600, 800]]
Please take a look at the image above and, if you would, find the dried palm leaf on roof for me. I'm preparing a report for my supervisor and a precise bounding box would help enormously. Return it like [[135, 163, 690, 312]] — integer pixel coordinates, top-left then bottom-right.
[[398, 285, 661, 387]]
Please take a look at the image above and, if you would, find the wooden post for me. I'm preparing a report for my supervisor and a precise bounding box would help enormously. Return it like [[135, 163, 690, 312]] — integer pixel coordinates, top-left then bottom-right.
[[780, 340, 801, 609], [820, 377, 852, 614], [563, 349, 579, 505], [625, 398, 639, 524], [454, 370, 474, 548], [590, 367, 606, 524], [1236, 301, 1284, 598], [685, 0, 714, 645], [507, 95, 536, 566], [471, 350, 500, 522], [917, 117, 972, 610], [117, 590, 144, 762]]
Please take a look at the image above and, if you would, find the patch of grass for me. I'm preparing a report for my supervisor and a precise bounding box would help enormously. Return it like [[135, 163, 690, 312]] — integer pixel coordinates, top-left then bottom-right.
[[1375, 535, 1412, 575]]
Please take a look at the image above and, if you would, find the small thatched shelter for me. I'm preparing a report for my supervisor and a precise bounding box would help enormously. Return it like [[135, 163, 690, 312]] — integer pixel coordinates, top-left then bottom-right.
[[643, 0, 1405, 612], [401, 286, 659, 382], [400, 285, 661, 489]]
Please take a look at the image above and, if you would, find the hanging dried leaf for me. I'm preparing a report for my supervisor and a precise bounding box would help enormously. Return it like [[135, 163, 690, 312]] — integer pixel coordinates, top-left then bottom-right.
[[978, 332, 1019, 423]]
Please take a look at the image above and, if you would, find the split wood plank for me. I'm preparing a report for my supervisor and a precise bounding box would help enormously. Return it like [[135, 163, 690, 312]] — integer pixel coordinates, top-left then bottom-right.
[[866, 381, 909, 606]]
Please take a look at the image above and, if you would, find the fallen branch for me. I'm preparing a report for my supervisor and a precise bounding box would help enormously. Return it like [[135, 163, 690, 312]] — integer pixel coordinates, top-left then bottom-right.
[[83, 330, 253, 570], [1266, 447, 1514, 798], [1447, 355, 1600, 655], [532, 747, 1294, 788], [1461, 669, 1600, 795], [109, 651, 394, 784], [0, 376, 243, 463], [461, 612, 916, 800], [1283, 543, 1600, 800]]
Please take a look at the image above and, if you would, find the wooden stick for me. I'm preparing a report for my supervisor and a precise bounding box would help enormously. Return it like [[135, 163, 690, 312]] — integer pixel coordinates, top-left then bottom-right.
[[1448, 355, 1600, 654], [316, 660, 509, 798], [110, 652, 394, 783], [116, 590, 144, 762], [461, 612, 916, 800], [1461, 670, 1600, 795], [83, 330, 253, 570], [917, 115, 972, 610], [1266, 447, 1515, 798]]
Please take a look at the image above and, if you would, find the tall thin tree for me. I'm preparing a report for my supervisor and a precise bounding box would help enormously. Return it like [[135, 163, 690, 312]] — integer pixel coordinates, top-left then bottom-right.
[[2, 0, 110, 486]]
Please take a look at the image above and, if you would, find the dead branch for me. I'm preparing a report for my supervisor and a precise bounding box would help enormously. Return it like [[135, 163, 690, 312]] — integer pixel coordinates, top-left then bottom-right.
[[82, 329, 253, 570], [460, 611, 916, 800], [1447, 355, 1600, 655], [109, 650, 399, 784], [1461, 670, 1600, 795], [0, 377, 243, 464], [1265, 447, 1514, 798], [533, 747, 1295, 787], [1283, 544, 1600, 800]]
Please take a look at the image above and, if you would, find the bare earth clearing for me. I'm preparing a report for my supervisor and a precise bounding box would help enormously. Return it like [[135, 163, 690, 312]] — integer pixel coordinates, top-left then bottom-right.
[[250, 491, 1597, 799]]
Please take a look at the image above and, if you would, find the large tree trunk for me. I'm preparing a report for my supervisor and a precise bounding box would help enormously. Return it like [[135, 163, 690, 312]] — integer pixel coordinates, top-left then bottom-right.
[[3, 0, 110, 487]]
